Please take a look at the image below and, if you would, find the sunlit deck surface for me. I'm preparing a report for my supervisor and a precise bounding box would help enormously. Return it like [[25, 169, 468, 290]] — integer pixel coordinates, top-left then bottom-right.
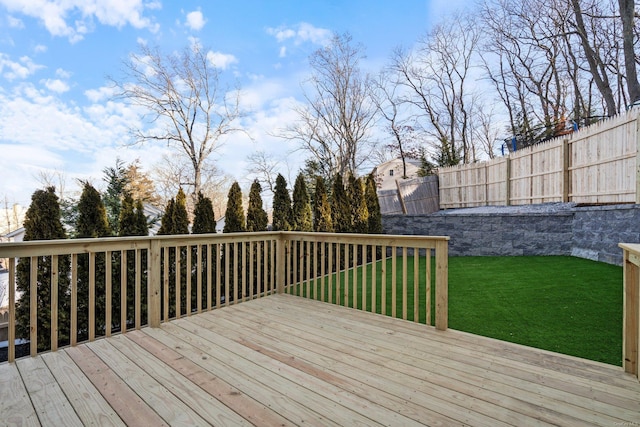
[[2, 293, 639, 426]]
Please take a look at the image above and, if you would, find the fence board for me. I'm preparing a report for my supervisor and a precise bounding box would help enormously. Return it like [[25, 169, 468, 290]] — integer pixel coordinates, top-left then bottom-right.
[[438, 109, 640, 208]]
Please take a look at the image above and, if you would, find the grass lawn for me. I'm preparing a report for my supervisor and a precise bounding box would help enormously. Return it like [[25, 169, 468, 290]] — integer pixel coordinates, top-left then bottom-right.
[[290, 255, 623, 366]]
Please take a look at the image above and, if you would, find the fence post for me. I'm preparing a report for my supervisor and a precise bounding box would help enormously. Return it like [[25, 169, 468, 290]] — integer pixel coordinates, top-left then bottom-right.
[[620, 243, 640, 380], [563, 139, 570, 203], [636, 116, 640, 204], [276, 234, 285, 294], [148, 238, 161, 328], [505, 157, 511, 206], [435, 239, 449, 331]]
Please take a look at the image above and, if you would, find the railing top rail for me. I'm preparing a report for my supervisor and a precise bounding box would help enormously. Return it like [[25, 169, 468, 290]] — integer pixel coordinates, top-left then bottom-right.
[[620, 243, 640, 255], [282, 232, 449, 247], [0, 231, 450, 258]]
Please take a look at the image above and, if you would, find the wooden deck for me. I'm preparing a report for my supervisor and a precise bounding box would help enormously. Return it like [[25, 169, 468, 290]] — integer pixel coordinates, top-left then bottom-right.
[[1, 294, 639, 426]]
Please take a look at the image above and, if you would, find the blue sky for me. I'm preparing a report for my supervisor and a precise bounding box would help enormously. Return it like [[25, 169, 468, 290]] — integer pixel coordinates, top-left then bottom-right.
[[0, 0, 465, 206]]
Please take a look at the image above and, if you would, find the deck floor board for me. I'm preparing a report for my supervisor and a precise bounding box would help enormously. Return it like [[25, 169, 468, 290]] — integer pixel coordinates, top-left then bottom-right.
[[2, 293, 639, 426]]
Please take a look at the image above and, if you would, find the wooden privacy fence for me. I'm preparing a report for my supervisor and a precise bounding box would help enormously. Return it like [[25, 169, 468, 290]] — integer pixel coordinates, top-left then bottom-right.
[[439, 109, 640, 208], [378, 176, 440, 215], [620, 243, 640, 381], [0, 231, 449, 363]]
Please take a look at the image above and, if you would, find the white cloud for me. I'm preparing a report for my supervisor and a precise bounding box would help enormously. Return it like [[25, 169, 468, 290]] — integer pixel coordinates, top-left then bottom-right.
[[206, 51, 238, 70], [0, 53, 44, 80], [42, 78, 69, 93], [279, 46, 287, 58], [0, 0, 160, 43], [84, 86, 115, 103], [185, 10, 206, 31], [7, 15, 23, 28], [33, 44, 47, 53], [266, 22, 332, 55]]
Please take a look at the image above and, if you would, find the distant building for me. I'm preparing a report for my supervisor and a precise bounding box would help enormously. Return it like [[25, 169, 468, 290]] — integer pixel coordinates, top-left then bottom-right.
[[372, 158, 422, 191]]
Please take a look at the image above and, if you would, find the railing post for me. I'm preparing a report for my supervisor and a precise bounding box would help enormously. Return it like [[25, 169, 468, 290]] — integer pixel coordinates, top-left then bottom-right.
[[148, 238, 161, 328], [435, 239, 449, 331], [276, 234, 285, 294], [621, 243, 640, 380]]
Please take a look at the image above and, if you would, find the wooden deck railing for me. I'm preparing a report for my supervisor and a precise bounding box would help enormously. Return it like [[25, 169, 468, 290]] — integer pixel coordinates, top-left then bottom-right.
[[620, 243, 640, 381], [281, 233, 449, 329], [0, 232, 449, 363]]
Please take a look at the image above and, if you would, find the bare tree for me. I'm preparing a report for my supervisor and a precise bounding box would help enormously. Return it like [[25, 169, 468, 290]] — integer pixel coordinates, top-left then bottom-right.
[[371, 71, 421, 178], [618, 0, 640, 105], [245, 151, 282, 194], [392, 13, 480, 165], [152, 154, 232, 218], [282, 33, 378, 179], [111, 43, 245, 206], [570, 0, 619, 116]]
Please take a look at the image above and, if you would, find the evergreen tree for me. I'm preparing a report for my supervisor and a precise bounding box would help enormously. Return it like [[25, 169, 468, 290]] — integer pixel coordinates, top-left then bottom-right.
[[157, 198, 175, 235], [15, 187, 70, 351], [223, 182, 246, 233], [134, 200, 149, 236], [173, 188, 190, 234], [272, 174, 292, 231], [75, 182, 111, 341], [313, 176, 333, 232], [292, 173, 313, 232], [102, 158, 129, 235], [331, 173, 351, 233], [192, 191, 216, 234], [76, 182, 110, 238], [246, 180, 268, 232], [157, 188, 189, 235], [365, 173, 382, 234], [347, 174, 369, 234], [119, 194, 147, 236]]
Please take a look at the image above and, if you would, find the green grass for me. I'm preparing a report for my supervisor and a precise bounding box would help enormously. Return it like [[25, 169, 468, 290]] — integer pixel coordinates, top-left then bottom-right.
[[288, 255, 623, 366]]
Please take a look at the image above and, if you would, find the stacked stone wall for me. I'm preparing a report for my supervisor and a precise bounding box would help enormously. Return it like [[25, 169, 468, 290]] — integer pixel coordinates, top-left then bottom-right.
[[382, 204, 640, 265]]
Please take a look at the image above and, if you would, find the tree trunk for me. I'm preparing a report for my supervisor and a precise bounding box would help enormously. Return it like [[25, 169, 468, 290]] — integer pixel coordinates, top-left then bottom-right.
[[619, 0, 640, 105], [571, 0, 618, 115]]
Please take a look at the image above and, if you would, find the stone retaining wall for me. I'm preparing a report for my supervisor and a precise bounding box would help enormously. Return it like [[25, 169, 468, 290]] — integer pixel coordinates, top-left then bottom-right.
[[382, 204, 640, 265]]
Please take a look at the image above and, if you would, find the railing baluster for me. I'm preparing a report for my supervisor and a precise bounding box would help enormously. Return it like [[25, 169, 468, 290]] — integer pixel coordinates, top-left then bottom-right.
[[8, 257, 15, 362], [197, 244, 203, 313], [51, 255, 58, 351], [71, 253, 78, 345], [29, 256, 37, 356], [224, 243, 230, 306], [121, 250, 128, 332], [216, 243, 221, 308], [106, 251, 112, 336], [414, 247, 419, 323], [371, 246, 377, 314], [305, 241, 311, 298], [162, 248, 168, 323], [206, 244, 212, 311], [335, 243, 340, 305], [351, 244, 357, 308], [391, 246, 397, 318], [320, 242, 325, 302], [89, 252, 95, 341], [402, 247, 408, 321], [314, 242, 319, 300], [343, 244, 349, 307], [426, 248, 432, 326], [176, 245, 181, 317], [186, 245, 192, 315], [381, 246, 387, 316], [135, 249, 141, 328], [328, 243, 333, 304], [362, 244, 367, 312]]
